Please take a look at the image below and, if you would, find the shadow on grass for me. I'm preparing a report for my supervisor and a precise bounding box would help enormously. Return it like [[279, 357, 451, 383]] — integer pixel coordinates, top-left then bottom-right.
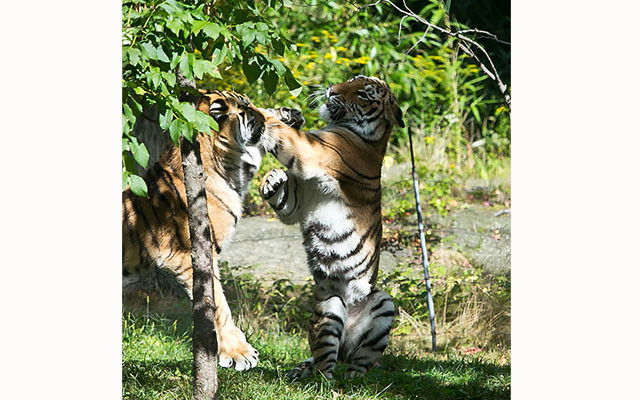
[[124, 347, 509, 400], [258, 352, 511, 400]]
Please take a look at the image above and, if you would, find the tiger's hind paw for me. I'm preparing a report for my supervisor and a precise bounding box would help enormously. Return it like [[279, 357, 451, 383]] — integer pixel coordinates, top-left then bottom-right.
[[286, 358, 315, 380]]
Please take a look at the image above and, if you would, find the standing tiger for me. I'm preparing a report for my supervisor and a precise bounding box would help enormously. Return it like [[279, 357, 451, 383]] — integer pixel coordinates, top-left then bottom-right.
[[123, 90, 281, 371], [259, 75, 404, 379]]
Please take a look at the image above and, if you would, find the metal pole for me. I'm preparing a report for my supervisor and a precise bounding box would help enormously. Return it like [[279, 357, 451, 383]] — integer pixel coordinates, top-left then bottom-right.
[[408, 127, 437, 352]]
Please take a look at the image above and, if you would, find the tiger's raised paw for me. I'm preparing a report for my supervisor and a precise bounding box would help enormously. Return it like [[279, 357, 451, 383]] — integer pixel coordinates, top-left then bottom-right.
[[267, 107, 305, 129], [217, 325, 259, 371], [260, 168, 287, 201]]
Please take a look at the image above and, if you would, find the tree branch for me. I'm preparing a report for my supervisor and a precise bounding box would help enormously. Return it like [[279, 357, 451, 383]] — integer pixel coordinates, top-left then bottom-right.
[[365, 0, 511, 109]]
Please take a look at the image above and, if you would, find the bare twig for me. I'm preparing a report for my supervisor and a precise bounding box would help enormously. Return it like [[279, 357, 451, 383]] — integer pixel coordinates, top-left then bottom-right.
[[364, 0, 511, 109]]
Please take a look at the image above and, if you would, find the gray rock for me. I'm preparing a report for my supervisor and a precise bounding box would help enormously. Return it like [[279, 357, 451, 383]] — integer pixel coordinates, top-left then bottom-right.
[[219, 217, 311, 283], [378, 251, 398, 274], [431, 204, 511, 275]]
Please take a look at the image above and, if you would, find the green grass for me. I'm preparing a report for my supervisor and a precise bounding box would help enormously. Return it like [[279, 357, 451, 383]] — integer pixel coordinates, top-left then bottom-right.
[[123, 312, 510, 400]]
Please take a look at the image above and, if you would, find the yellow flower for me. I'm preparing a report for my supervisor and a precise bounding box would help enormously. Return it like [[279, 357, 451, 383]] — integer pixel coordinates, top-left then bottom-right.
[[425, 136, 434, 144], [338, 57, 351, 64], [323, 53, 333, 59], [305, 62, 316, 69], [311, 36, 320, 43], [329, 35, 338, 42], [295, 43, 305, 47], [321, 30, 330, 36], [354, 56, 370, 65]]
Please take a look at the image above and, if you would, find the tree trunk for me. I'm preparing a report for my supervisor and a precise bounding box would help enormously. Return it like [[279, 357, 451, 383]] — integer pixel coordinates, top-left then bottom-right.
[[175, 69, 218, 399], [180, 135, 218, 399]]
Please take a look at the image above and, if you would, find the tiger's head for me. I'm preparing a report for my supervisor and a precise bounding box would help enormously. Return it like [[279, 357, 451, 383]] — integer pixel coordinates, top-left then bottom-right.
[[318, 75, 404, 142], [196, 90, 266, 149]]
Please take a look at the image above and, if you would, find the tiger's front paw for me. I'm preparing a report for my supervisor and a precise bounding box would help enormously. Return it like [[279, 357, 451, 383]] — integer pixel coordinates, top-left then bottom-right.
[[260, 168, 287, 202], [268, 107, 305, 129], [217, 325, 260, 371]]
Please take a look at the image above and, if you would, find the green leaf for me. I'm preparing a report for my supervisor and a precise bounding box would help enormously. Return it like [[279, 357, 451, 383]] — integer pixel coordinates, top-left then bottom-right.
[[237, 22, 256, 48], [203, 22, 221, 40], [207, 115, 219, 133], [242, 57, 261, 84], [180, 102, 196, 123], [170, 52, 181, 69], [123, 154, 136, 173], [193, 110, 210, 133], [140, 42, 157, 60], [129, 174, 148, 198], [263, 69, 278, 96], [169, 119, 182, 144], [182, 121, 194, 142], [127, 47, 141, 66], [159, 108, 173, 130], [193, 59, 205, 79], [289, 86, 303, 97], [271, 59, 286, 77], [122, 138, 130, 152], [156, 46, 170, 63], [211, 46, 228, 66], [148, 67, 162, 88], [131, 141, 150, 168], [192, 20, 207, 34], [162, 71, 176, 87], [179, 53, 193, 80], [166, 17, 183, 35], [209, 69, 222, 79], [273, 39, 285, 56], [470, 105, 481, 123], [123, 103, 134, 123], [284, 69, 302, 94]]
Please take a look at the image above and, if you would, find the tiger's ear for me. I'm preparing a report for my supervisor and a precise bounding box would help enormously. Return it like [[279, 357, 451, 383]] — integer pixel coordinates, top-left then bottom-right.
[[392, 103, 405, 128]]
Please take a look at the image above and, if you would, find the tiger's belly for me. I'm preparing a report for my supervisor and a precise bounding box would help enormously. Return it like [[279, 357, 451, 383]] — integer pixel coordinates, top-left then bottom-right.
[[300, 193, 374, 304]]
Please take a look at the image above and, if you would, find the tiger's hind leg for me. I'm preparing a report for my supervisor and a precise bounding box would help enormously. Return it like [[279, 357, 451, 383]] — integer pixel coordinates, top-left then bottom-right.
[[286, 295, 347, 380], [159, 253, 259, 371], [341, 290, 395, 378]]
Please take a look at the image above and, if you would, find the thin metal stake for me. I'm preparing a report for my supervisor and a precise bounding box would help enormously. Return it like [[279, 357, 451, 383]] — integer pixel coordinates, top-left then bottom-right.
[[408, 127, 437, 352]]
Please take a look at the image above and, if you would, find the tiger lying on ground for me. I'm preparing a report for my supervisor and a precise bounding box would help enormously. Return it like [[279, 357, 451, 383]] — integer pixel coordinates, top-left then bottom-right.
[[259, 75, 404, 379], [123, 90, 294, 371]]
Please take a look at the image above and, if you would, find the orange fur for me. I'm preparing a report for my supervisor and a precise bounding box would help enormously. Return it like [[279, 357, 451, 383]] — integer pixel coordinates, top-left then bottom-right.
[[122, 90, 264, 371]]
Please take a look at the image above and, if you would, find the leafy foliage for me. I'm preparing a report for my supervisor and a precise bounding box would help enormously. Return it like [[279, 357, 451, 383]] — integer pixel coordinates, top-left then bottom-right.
[[122, 0, 302, 195]]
